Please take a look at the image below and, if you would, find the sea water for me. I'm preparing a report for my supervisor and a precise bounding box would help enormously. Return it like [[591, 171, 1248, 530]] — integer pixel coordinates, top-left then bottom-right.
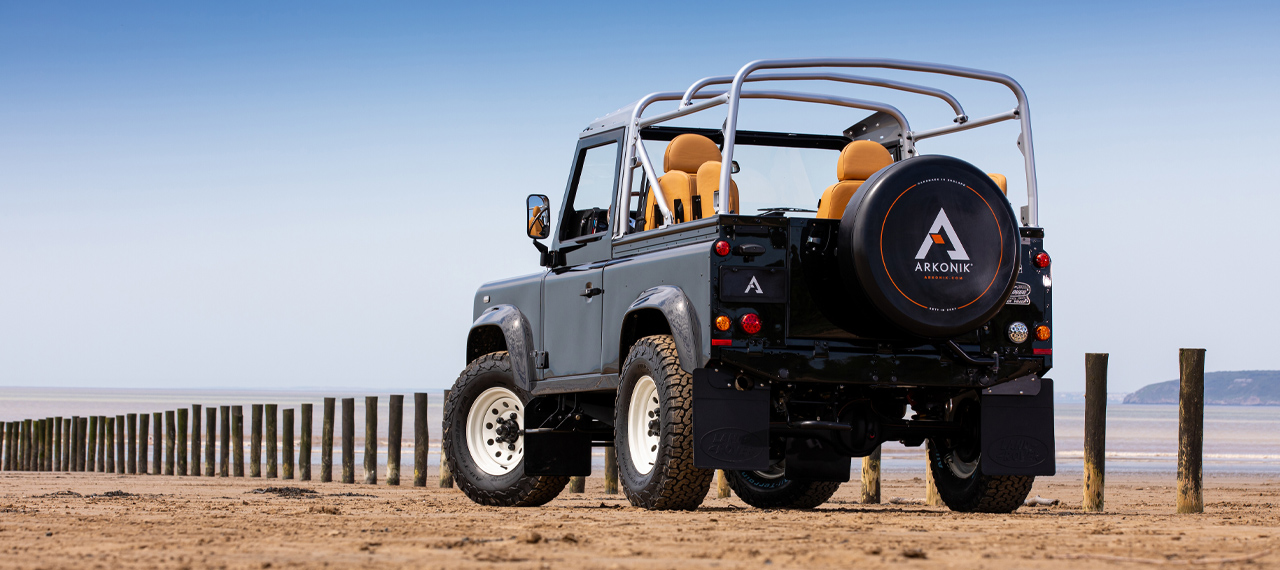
[[2, 388, 1277, 474]]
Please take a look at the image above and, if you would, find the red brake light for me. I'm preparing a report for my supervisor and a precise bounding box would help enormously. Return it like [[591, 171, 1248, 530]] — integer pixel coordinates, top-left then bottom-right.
[[711, 338, 732, 346], [740, 313, 762, 334], [714, 240, 731, 256], [1033, 252, 1051, 268]]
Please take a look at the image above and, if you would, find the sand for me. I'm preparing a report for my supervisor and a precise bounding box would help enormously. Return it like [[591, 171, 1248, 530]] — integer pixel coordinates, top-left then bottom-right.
[[0, 470, 1276, 569]]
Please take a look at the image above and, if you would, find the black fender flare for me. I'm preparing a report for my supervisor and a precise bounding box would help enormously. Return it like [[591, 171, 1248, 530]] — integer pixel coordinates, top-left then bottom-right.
[[467, 304, 537, 392], [624, 285, 703, 374]]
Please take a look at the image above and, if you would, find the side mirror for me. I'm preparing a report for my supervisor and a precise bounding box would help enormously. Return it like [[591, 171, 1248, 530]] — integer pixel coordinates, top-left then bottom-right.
[[527, 194, 550, 239]]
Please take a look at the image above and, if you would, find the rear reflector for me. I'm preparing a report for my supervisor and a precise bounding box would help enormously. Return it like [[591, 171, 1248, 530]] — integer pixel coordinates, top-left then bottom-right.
[[711, 339, 732, 346], [1033, 348, 1052, 355]]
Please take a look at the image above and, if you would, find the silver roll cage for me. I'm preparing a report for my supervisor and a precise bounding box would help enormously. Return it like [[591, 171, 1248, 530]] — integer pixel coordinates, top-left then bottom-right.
[[611, 58, 1040, 239]]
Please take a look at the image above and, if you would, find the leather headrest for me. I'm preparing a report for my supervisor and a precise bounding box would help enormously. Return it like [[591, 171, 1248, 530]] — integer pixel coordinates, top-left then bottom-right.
[[664, 134, 722, 174], [837, 140, 893, 181], [696, 161, 725, 195]]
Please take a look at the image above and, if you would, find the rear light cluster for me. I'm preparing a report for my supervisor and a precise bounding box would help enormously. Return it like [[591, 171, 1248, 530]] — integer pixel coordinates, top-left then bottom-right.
[[712, 312, 763, 338]]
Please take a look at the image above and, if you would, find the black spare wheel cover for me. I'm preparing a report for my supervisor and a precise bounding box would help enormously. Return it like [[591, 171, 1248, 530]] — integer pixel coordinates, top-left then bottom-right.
[[838, 155, 1019, 338]]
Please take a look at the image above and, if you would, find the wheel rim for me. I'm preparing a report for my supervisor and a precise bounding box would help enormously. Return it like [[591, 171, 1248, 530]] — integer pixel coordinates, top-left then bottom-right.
[[465, 387, 524, 476], [627, 374, 660, 475]]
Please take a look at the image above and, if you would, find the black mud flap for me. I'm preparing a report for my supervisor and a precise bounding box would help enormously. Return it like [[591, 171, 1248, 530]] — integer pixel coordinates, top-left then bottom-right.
[[783, 436, 852, 482], [692, 368, 770, 471], [980, 376, 1055, 476], [522, 396, 591, 476]]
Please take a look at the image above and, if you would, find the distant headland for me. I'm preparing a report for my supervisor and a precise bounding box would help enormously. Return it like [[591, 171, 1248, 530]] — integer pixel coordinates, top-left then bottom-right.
[[1123, 370, 1280, 405]]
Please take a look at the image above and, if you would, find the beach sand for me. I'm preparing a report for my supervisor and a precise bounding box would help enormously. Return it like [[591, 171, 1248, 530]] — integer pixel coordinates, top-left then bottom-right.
[[0, 470, 1275, 569]]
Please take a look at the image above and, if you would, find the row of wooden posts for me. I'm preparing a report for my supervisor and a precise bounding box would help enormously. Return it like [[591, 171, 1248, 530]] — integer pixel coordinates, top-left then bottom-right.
[[0, 394, 460, 487], [0, 349, 1210, 512]]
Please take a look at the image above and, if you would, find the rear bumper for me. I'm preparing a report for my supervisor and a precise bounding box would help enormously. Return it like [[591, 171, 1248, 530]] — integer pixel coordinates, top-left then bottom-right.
[[710, 345, 1047, 388]]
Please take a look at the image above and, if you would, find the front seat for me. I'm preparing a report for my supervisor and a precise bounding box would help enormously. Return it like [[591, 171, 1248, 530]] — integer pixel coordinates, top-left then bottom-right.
[[816, 140, 893, 219], [643, 134, 723, 230]]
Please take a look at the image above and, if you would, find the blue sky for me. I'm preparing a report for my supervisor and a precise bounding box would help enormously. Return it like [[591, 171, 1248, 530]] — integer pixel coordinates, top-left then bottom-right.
[[1, 1, 1277, 391]]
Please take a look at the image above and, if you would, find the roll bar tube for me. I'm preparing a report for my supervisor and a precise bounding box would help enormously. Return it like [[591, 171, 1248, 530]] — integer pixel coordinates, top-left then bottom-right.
[[716, 58, 1040, 226], [679, 72, 968, 121]]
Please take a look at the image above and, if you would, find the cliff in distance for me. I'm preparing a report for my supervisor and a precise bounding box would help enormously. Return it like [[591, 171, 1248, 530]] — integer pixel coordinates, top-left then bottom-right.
[[1123, 370, 1280, 405]]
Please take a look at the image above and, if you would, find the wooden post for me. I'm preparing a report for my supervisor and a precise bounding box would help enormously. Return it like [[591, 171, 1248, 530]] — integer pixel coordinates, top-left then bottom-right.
[[105, 417, 116, 474], [716, 470, 731, 498], [387, 395, 402, 486], [300, 403, 313, 481], [1178, 348, 1206, 514], [250, 404, 263, 477], [342, 398, 354, 484], [47, 418, 55, 471], [232, 406, 245, 477], [1, 422, 8, 471], [86, 416, 98, 472], [925, 442, 943, 506], [1084, 353, 1108, 512], [219, 406, 230, 477], [364, 397, 377, 485], [164, 410, 175, 475], [137, 414, 148, 474], [24, 419, 33, 471], [54, 417, 63, 471], [862, 447, 882, 504], [114, 415, 125, 474], [35, 420, 42, 471], [321, 398, 334, 483], [126, 414, 137, 474], [439, 389, 453, 488], [569, 476, 585, 493], [265, 404, 278, 478], [604, 447, 618, 494], [175, 409, 187, 476], [282, 408, 295, 480], [204, 407, 216, 477], [151, 412, 162, 474], [190, 405, 202, 476], [413, 393, 428, 487], [64, 418, 73, 472]]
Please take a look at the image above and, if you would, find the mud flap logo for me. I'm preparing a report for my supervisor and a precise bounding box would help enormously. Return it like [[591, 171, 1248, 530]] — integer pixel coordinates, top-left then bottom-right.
[[699, 428, 765, 464], [987, 435, 1049, 469], [915, 209, 970, 261]]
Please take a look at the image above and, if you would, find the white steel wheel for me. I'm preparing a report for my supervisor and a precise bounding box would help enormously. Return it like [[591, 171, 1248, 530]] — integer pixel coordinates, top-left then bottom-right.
[[465, 386, 524, 476], [627, 374, 661, 474]]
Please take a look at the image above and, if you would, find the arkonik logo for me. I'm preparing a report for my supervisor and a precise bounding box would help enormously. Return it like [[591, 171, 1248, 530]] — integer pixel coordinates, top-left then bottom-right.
[[915, 208, 970, 261], [744, 276, 764, 294]]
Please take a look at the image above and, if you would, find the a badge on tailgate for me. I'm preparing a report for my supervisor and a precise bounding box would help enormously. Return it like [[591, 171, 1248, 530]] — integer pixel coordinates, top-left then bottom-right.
[[719, 267, 787, 303]]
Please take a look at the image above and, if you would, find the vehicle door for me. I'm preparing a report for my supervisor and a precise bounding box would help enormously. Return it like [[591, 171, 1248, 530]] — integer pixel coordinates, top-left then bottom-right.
[[540, 132, 621, 381]]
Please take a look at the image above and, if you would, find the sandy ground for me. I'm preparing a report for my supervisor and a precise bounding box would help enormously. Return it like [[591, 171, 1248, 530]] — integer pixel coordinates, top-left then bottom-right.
[[0, 469, 1276, 569]]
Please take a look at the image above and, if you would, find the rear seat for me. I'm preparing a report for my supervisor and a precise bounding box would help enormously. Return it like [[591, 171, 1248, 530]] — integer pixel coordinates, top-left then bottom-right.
[[816, 140, 893, 219], [643, 134, 722, 230]]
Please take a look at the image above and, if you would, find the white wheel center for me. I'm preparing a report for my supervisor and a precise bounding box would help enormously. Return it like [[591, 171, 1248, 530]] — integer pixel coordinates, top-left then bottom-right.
[[465, 387, 524, 476], [627, 375, 661, 475]]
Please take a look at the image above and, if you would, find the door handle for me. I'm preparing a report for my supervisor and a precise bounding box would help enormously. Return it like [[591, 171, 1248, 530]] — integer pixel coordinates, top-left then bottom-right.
[[580, 286, 604, 298]]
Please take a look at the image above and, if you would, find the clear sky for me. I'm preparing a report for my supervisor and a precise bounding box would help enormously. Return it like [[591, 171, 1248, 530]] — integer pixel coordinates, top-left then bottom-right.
[[1, 1, 1277, 392]]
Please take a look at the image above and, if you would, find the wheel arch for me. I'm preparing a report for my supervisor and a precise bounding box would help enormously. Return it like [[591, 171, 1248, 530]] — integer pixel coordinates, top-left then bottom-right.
[[619, 286, 702, 374], [467, 304, 537, 391]]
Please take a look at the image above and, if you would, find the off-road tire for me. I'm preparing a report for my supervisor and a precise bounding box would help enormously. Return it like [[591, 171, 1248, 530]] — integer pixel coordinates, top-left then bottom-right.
[[443, 352, 569, 507], [615, 335, 714, 510], [726, 469, 841, 509], [927, 441, 1033, 513]]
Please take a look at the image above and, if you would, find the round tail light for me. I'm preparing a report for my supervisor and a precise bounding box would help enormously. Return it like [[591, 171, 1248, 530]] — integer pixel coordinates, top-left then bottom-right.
[[1033, 252, 1051, 268], [1035, 325, 1051, 341], [714, 240, 731, 256], [740, 313, 762, 334], [714, 315, 731, 331]]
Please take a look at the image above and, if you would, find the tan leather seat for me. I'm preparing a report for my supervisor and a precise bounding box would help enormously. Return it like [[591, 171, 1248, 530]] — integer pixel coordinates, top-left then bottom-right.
[[987, 173, 1008, 195], [816, 140, 893, 219], [643, 134, 722, 230], [695, 161, 739, 217]]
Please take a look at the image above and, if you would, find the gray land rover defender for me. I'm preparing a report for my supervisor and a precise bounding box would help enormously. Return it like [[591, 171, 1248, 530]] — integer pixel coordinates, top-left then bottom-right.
[[445, 58, 1054, 513]]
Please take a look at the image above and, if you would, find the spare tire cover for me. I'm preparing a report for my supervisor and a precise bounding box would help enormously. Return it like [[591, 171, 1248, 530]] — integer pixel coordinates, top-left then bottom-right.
[[838, 155, 1019, 338]]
